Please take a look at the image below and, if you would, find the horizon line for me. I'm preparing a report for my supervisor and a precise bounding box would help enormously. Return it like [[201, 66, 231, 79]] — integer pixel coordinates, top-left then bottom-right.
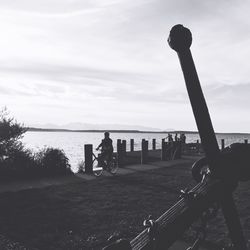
[[27, 127, 250, 135]]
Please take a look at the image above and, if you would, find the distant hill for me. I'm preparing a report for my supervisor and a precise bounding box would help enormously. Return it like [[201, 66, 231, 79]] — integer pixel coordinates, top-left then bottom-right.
[[27, 127, 172, 133], [27, 127, 250, 135], [27, 122, 166, 132]]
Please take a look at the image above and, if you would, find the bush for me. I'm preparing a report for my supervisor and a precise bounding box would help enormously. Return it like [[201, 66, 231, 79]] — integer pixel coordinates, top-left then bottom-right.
[[0, 108, 73, 180], [77, 160, 85, 173], [0, 148, 38, 179], [36, 148, 72, 176]]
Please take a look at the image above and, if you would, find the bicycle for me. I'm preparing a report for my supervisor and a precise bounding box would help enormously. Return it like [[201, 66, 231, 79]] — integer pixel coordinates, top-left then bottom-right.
[[91, 151, 118, 176]]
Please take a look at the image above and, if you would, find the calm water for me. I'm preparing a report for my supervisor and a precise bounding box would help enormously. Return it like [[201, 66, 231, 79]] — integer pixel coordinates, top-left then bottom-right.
[[22, 131, 250, 172]]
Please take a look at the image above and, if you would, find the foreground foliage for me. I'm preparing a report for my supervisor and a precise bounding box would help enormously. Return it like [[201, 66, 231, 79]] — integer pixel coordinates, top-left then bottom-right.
[[0, 108, 72, 180], [36, 147, 72, 176]]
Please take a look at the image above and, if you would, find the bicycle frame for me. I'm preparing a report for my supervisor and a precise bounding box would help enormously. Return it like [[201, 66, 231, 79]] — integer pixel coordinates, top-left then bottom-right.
[[93, 152, 108, 168], [92, 151, 117, 174], [92, 152, 99, 162]]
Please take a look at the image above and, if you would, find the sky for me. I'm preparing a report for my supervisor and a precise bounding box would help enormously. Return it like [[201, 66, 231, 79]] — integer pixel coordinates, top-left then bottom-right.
[[0, 0, 250, 132]]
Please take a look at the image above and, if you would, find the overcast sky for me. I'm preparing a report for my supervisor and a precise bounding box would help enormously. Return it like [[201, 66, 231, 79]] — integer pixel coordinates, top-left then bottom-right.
[[0, 0, 250, 132]]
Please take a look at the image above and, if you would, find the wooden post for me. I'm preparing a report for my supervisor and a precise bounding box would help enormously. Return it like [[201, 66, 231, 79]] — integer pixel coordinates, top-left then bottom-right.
[[152, 139, 156, 150], [117, 139, 121, 147], [142, 139, 146, 154], [221, 139, 225, 150], [177, 141, 182, 159], [166, 141, 173, 159], [196, 139, 200, 153], [141, 139, 148, 164], [161, 140, 167, 160], [172, 141, 180, 160], [84, 144, 93, 174], [117, 139, 121, 154], [244, 139, 248, 144], [117, 139, 122, 167], [130, 139, 134, 152], [122, 140, 126, 156]]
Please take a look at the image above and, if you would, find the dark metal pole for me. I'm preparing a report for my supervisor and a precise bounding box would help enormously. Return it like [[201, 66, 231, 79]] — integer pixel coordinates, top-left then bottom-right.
[[168, 24, 247, 249]]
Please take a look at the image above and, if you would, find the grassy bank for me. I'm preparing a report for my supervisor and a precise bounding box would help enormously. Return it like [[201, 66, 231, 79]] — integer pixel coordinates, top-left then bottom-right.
[[0, 159, 249, 249]]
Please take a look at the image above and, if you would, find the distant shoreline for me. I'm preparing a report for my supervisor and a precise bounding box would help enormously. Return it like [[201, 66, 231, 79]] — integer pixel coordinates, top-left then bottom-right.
[[27, 127, 250, 135]]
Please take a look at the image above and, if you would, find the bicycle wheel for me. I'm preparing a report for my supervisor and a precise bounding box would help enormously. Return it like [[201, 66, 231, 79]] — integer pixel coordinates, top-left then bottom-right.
[[108, 156, 118, 175], [93, 158, 103, 176]]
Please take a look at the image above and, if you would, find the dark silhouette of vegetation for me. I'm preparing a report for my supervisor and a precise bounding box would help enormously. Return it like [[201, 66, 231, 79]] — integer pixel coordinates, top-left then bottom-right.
[[0, 108, 27, 158], [0, 108, 72, 181], [36, 147, 72, 176]]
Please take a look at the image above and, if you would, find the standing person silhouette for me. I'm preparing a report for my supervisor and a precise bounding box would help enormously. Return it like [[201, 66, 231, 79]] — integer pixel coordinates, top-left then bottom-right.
[[96, 132, 114, 167], [167, 133, 173, 142], [181, 133, 186, 144], [175, 133, 178, 141]]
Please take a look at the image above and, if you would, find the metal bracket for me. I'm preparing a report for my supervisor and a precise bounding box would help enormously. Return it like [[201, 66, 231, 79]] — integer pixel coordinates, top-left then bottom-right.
[[180, 188, 198, 203], [143, 215, 158, 241]]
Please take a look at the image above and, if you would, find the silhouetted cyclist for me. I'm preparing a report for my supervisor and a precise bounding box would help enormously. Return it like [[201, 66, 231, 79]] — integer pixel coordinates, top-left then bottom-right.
[[96, 132, 114, 167]]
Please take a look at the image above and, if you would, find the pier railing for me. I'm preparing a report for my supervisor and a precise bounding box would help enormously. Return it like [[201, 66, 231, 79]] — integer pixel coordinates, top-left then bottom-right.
[[83, 138, 248, 173]]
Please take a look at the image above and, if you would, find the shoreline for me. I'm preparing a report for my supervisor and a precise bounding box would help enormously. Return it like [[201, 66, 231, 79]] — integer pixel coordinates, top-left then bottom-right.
[[27, 128, 250, 135]]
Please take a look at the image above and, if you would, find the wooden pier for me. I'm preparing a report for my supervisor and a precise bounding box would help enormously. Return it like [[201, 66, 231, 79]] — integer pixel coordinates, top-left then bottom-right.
[[83, 138, 248, 173]]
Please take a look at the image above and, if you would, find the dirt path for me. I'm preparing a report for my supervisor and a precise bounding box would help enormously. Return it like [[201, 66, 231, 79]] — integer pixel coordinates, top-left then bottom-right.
[[0, 157, 198, 194], [0, 175, 82, 194]]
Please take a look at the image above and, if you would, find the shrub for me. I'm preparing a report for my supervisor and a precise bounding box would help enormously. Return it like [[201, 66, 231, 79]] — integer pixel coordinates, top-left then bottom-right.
[[0, 108, 73, 180], [36, 148, 72, 176], [0, 148, 38, 179], [77, 160, 85, 173]]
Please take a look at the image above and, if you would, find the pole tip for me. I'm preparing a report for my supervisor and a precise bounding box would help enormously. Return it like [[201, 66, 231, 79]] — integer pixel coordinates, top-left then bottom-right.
[[168, 24, 192, 52]]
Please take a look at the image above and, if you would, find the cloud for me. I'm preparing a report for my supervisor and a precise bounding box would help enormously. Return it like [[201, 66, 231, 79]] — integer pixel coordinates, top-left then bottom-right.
[[204, 82, 250, 108], [0, 0, 250, 132]]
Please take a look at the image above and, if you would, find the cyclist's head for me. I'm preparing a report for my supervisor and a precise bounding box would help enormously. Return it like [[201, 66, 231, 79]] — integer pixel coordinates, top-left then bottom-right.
[[104, 131, 110, 138]]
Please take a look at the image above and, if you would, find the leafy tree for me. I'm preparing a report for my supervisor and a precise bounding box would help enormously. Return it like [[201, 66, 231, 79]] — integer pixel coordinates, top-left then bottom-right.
[[0, 108, 27, 159]]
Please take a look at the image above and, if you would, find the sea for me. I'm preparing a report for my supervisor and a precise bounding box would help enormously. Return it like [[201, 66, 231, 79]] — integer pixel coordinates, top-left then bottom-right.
[[21, 131, 250, 172]]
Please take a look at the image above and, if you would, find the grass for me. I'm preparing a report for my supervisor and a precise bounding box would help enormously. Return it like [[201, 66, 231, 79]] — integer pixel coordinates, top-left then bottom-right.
[[0, 159, 249, 250]]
